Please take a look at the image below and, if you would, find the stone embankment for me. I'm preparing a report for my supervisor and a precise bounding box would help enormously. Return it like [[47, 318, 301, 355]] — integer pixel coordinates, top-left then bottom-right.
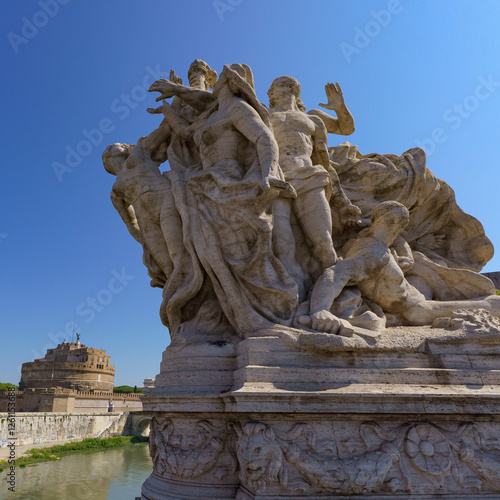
[[0, 411, 150, 450]]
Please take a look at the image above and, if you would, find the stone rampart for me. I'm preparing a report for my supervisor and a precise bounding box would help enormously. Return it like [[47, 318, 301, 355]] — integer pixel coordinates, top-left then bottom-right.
[[0, 412, 131, 448], [0, 390, 142, 413]]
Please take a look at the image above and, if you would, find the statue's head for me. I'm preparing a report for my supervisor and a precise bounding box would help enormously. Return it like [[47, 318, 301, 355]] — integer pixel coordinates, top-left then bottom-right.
[[212, 64, 271, 129], [102, 143, 134, 175], [371, 201, 410, 231], [188, 59, 217, 90], [214, 63, 255, 96], [268, 76, 305, 111]]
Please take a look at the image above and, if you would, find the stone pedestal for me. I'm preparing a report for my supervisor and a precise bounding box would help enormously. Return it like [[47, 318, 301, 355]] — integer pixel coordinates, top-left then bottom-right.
[[141, 326, 500, 499]]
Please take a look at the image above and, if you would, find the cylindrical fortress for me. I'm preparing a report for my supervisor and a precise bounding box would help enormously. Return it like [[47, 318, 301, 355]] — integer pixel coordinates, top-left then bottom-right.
[[19, 341, 115, 392]]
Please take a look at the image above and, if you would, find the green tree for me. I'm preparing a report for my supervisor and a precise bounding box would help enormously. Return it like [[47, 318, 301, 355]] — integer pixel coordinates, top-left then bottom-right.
[[0, 383, 19, 391], [113, 385, 143, 394]]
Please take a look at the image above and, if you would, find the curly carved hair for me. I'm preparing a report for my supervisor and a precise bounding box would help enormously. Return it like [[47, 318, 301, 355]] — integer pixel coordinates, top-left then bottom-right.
[[188, 59, 217, 89], [236, 422, 286, 491], [268, 76, 306, 112]]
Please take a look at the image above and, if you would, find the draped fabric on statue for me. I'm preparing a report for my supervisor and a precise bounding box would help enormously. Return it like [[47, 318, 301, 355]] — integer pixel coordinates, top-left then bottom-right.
[[330, 143, 494, 272], [408, 251, 495, 301], [160, 165, 205, 337], [186, 156, 298, 336], [160, 129, 297, 339]]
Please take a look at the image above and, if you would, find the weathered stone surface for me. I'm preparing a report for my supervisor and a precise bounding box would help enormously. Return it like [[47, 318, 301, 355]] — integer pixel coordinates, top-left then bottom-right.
[[103, 60, 500, 498], [0, 412, 129, 448], [104, 60, 497, 342], [483, 272, 500, 290], [140, 326, 500, 498], [141, 411, 500, 498]]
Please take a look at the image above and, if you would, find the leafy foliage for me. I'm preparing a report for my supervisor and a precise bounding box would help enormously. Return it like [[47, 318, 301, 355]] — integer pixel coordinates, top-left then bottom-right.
[[0, 383, 18, 391], [113, 385, 143, 394]]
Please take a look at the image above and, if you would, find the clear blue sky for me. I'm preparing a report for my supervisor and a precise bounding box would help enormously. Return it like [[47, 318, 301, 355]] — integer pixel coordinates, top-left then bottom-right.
[[2, 0, 500, 386]]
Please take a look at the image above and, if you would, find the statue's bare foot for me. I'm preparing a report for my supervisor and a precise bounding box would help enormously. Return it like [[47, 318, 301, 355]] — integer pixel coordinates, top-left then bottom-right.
[[298, 310, 341, 334]]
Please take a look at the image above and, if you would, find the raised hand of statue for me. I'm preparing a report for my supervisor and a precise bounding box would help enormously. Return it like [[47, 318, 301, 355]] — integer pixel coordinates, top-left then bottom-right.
[[339, 203, 362, 227], [319, 83, 345, 111], [147, 99, 171, 116], [169, 69, 183, 86], [149, 79, 183, 101], [390, 247, 413, 273]]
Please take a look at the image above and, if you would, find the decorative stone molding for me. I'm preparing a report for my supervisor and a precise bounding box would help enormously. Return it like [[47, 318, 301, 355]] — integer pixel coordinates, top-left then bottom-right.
[[149, 417, 238, 481], [247, 420, 500, 495], [144, 416, 500, 497]]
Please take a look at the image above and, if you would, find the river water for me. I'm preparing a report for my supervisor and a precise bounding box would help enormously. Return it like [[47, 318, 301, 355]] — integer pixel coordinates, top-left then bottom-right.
[[0, 444, 151, 499]]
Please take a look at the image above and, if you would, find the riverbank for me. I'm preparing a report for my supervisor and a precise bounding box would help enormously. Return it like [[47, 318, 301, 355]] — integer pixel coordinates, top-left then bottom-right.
[[1, 442, 152, 499], [0, 435, 148, 471]]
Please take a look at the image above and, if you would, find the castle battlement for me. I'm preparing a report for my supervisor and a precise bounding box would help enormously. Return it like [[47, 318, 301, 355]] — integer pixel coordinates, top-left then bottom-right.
[[19, 340, 115, 393]]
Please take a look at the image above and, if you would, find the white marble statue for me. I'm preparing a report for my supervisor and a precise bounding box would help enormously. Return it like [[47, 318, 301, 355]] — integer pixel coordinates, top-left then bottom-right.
[[147, 64, 298, 339], [104, 60, 498, 345], [105, 61, 500, 500], [267, 76, 361, 297], [102, 124, 176, 288], [299, 201, 500, 334]]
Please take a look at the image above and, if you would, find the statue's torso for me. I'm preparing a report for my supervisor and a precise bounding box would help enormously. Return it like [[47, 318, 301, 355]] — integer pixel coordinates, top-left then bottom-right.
[[194, 113, 248, 171], [270, 110, 316, 175]]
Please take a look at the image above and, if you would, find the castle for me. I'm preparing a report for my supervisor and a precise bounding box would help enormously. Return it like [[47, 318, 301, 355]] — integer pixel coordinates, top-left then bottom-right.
[[1, 338, 142, 413], [19, 339, 115, 393]]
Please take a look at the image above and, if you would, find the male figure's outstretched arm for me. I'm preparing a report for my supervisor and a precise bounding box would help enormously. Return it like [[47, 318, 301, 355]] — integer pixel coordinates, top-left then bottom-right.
[[149, 80, 216, 112], [110, 192, 142, 244], [147, 100, 192, 140], [299, 254, 369, 333], [308, 82, 355, 135]]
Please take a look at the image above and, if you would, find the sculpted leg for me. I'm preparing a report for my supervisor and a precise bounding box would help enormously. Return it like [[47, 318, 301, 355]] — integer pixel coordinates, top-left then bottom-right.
[[294, 188, 337, 270], [272, 197, 306, 299], [401, 295, 500, 325], [137, 218, 174, 278], [160, 191, 184, 268]]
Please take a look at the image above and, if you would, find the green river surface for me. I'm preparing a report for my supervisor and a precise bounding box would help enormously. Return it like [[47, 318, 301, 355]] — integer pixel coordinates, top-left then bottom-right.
[[0, 444, 151, 499]]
